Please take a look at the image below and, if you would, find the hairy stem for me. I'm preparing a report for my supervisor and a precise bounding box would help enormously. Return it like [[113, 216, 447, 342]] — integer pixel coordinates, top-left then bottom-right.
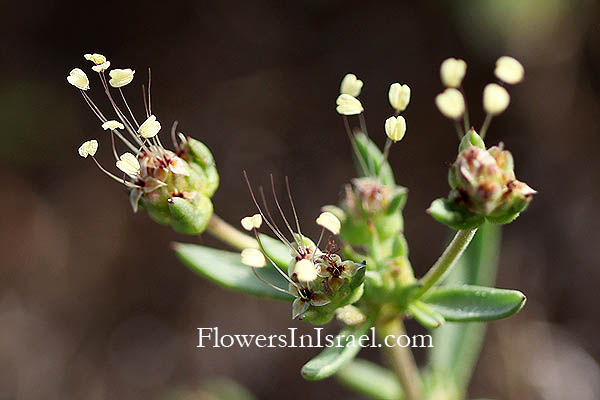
[[206, 214, 257, 250], [416, 228, 477, 298], [378, 318, 424, 400]]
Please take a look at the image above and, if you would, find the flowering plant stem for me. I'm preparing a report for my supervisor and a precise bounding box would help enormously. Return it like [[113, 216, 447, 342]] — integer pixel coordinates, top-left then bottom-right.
[[206, 214, 257, 250], [416, 228, 478, 299], [377, 318, 424, 400]]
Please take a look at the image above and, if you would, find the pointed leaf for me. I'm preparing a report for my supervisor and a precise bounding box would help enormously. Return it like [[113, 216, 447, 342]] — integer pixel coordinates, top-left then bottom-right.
[[174, 243, 293, 301], [422, 285, 525, 322], [336, 359, 405, 400], [301, 320, 373, 380]]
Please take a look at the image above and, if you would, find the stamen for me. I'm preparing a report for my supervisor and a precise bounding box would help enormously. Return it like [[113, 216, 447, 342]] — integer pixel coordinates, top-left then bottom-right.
[[91, 156, 141, 188], [171, 121, 180, 152], [141, 84, 149, 118], [252, 267, 291, 294], [80, 91, 107, 123], [270, 175, 303, 251], [259, 186, 297, 251], [243, 171, 299, 256], [284, 176, 307, 253], [80, 92, 139, 153], [147, 67, 152, 116], [378, 138, 392, 179], [98, 72, 147, 151], [460, 86, 470, 132], [118, 88, 140, 129], [253, 229, 298, 287], [480, 114, 492, 139]]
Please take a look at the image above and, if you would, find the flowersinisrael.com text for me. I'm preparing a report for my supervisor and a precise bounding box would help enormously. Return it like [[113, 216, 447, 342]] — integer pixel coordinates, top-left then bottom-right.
[[197, 327, 433, 349]]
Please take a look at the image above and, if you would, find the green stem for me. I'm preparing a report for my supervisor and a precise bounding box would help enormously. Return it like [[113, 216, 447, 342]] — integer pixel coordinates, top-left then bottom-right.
[[416, 228, 477, 298], [206, 214, 257, 251], [378, 318, 424, 400]]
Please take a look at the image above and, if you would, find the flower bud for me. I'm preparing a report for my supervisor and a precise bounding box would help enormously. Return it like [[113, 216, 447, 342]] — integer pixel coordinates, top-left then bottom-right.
[[388, 83, 411, 112], [440, 58, 467, 88], [435, 88, 465, 120], [340, 73, 363, 97], [439, 142, 535, 225], [495, 56, 524, 84], [336, 94, 364, 115], [483, 83, 510, 115], [384, 116, 406, 142]]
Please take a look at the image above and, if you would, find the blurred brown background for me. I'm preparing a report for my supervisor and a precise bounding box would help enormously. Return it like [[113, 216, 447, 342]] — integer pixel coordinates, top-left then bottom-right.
[[1, 0, 600, 399]]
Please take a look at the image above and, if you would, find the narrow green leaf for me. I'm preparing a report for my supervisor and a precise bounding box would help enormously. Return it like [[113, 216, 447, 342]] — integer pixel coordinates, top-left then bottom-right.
[[301, 320, 373, 380], [336, 359, 405, 400], [422, 285, 525, 322], [408, 300, 445, 330], [174, 243, 293, 301], [353, 132, 395, 186], [427, 222, 501, 393]]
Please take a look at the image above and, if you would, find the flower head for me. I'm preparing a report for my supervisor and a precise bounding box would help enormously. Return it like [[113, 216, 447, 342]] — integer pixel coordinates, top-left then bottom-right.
[[495, 56, 524, 84], [138, 115, 161, 138], [388, 83, 411, 112], [78, 140, 98, 158], [440, 58, 467, 88], [109, 68, 135, 88], [435, 88, 465, 120], [483, 83, 510, 115], [67, 68, 90, 90], [384, 115, 407, 142], [336, 94, 364, 115], [241, 248, 266, 268], [102, 120, 125, 131], [116, 153, 140, 175], [241, 214, 263, 231], [340, 73, 363, 97], [70, 53, 219, 234]]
